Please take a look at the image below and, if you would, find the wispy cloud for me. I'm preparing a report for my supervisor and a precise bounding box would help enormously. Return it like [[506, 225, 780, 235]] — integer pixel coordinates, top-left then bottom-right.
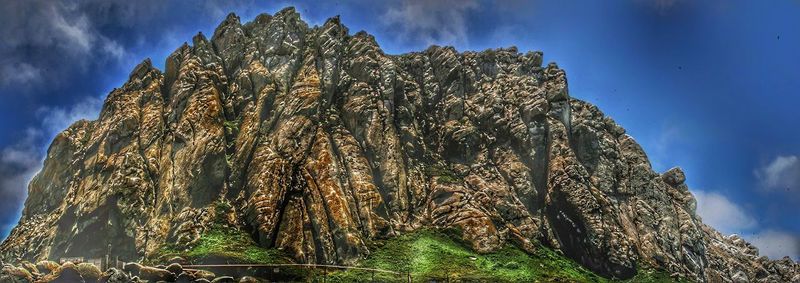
[[49, 3, 95, 54], [0, 62, 41, 85], [694, 190, 758, 234], [744, 230, 800, 260], [381, 0, 479, 47], [755, 155, 800, 194], [694, 189, 800, 260], [37, 95, 104, 135]]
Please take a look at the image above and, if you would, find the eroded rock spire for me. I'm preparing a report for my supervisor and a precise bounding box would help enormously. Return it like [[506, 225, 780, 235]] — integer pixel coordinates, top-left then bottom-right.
[[1, 7, 796, 282]]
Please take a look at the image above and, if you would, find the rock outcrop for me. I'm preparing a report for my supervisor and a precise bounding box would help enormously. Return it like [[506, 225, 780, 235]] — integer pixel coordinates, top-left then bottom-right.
[[0, 7, 796, 282]]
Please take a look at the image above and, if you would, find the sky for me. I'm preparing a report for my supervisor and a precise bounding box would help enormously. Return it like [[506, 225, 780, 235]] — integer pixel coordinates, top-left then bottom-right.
[[0, 0, 798, 260]]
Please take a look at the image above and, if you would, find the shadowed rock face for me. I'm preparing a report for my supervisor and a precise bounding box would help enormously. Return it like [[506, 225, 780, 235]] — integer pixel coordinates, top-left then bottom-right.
[[0, 7, 797, 282]]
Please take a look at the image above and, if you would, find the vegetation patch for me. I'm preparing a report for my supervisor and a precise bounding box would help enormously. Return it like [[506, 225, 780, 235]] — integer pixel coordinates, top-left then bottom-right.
[[328, 229, 689, 283], [424, 163, 464, 184], [150, 201, 291, 265], [149, 227, 291, 265], [223, 117, 241, 137]]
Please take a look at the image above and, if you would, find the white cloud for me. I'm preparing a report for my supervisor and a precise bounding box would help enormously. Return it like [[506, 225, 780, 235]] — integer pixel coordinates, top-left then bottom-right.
[[0, 63, 41, 85], [694, 190, 800, 261], [382, 0, 479, 47], [49, 4, 95, 54], [755, 155, 800, 192], [744, 230, 800, 260], [37, 95, 104, 136], [102, 39, 127, 61], [693, 190, 757, 234]]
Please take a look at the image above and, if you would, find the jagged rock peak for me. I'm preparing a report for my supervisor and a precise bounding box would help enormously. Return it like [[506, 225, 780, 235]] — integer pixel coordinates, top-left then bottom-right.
[[0, 6, 797, 283], [128, 58, 156, 81]]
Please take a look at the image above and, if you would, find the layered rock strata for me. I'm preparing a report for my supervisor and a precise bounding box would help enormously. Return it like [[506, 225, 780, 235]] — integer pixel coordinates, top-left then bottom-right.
[[1, 7, 796, 282]]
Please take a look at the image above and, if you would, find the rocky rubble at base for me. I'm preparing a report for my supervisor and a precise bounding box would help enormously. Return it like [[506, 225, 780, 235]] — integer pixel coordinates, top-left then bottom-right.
[[0, 6, 797, 283], [0, 259, 254, 283]]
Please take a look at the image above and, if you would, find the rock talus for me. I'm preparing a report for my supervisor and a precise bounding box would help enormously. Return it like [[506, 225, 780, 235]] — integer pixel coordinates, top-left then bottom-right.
[[1, 7, 797, 282]]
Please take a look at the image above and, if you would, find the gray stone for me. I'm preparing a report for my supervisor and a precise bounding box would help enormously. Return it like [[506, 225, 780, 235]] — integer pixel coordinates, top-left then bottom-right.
[[0, 6, 796, 283]]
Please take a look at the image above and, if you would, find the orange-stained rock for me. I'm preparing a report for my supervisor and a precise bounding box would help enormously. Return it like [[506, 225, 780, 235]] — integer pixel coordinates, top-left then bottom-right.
[[0, 6, 796, 283]]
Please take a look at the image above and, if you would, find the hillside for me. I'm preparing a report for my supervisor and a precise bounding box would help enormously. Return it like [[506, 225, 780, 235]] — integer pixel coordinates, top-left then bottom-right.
[[1, 7, 797, 282]]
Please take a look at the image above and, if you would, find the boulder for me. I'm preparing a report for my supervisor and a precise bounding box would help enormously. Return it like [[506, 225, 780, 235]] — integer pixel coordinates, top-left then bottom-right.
[[138, 266, 175, 282], [45, 262, 83, 282], [75, 263, 101, 283], [165, 263, 183, 275], [121, 262, 142, 275], [35, 261, 60, 275], [175, 272, 194, 283], [122, 262, 174, 282], [0, 265, 33, 282], [211, 276, 235, 283], [167, 257, 188, 265], [662, 167, 686, 186], [191, 270, 216, 281], [98, 268, 130, 283], [18, 262, 38, 276]]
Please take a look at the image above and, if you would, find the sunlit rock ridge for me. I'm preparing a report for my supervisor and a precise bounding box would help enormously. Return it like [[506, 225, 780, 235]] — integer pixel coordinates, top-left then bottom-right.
[[1, 7, 796, 282]]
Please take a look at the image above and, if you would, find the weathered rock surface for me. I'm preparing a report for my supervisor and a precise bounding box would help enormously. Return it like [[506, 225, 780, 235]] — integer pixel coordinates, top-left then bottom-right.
[[0, 7, 797, 282]]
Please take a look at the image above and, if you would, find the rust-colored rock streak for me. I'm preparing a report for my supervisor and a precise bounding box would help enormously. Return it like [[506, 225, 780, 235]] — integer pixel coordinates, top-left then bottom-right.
[[1, 8, 797, 283]]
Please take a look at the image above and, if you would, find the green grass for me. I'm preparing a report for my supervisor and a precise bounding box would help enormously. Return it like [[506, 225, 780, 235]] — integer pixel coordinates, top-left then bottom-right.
[[223, 118, 241, 136], [328, 229, 690, 283], [148, 200, 289, 265], [149, 226, 292, 265], [423, 163, 464, 184], [148, 221, 688, 282]]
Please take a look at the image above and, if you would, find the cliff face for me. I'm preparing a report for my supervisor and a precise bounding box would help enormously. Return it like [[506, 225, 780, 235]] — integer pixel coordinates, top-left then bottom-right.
[[1, 7, 796, 282]]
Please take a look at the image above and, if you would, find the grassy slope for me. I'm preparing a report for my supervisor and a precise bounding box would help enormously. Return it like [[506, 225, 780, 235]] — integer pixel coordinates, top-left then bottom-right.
[[329, 230, 688, 283], [149, 221, 686, 282], [149, 226, 292, 265]]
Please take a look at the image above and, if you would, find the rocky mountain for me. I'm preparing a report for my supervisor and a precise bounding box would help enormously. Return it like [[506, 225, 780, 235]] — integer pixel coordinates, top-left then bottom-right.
[[1, 7, 797, 282]]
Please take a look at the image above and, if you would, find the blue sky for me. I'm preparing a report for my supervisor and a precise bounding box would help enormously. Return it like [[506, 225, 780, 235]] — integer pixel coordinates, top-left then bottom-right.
[[0, 0, 798, 260]]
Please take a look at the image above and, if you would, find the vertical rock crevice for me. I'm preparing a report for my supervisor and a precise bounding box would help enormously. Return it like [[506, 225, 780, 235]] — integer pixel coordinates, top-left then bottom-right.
[[1, 7, 797, 283]]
